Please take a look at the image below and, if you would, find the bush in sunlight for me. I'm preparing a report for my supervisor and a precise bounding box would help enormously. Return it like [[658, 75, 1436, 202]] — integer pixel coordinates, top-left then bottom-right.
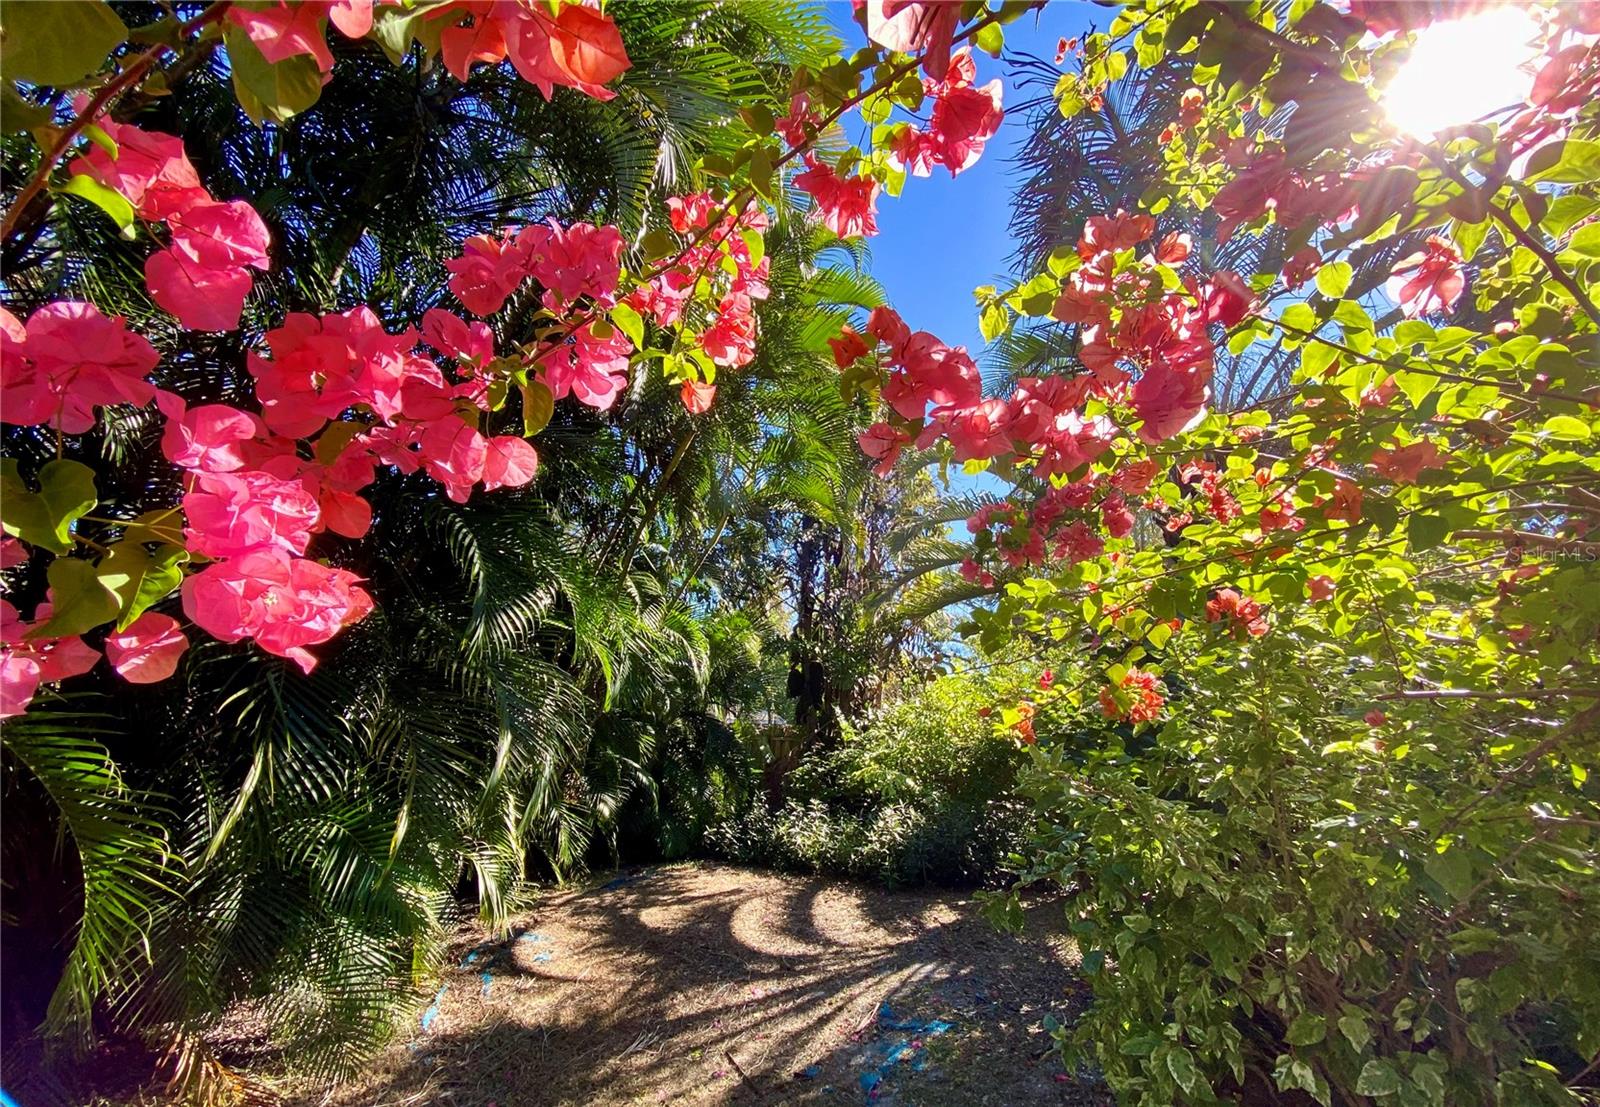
[[707, 662, 1051, 887]]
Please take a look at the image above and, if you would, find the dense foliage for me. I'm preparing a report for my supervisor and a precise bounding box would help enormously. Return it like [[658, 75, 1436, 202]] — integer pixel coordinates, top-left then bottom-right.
[[709, 659, 1033, 887]]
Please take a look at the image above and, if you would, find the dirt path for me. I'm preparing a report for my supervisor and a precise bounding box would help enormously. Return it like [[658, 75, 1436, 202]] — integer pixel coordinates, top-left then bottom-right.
[[292, 862, 1108, 1107]]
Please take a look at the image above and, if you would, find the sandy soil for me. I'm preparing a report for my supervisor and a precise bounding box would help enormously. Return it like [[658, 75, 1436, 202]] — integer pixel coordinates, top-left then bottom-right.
[[286, 862, 1109, 1107]]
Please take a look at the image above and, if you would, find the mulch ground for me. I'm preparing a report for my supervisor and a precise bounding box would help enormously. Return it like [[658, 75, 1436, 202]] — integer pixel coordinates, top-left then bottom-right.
[[285, 861, 1110, 1107]]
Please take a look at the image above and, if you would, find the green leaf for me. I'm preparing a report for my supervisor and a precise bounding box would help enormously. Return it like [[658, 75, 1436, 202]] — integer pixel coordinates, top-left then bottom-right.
[[1, 459, 98, 555], [1567, 224, 1600, 259], [738, 104, 774, 136], [1529, 138, 1600, 185], [225, 26, 324, 124], [98, 542, 188, 630], [1424, 847, 1473, 901], [369, 4, 444, 65], [1315, 261, 1353, 299], [1355, 1059, 1402, 1097], [1286, 1013, 1326, 1045], [27, 557, 119, 639], [1339, 1012, 1372, 1053], [1407, 512, 1451, 553], [1544, 414, 1591, 442], [0, 0, 127, 87], [521, 380, 555, 437], [610, 302, 645, 350], [1394, 371, 1433, 408], [974, 22, 1004, 57], [748, 145, 775, 201], [1166, 1046, 1200, 1095], [59, 173, 135, 233], [1, 86, 54, 133]]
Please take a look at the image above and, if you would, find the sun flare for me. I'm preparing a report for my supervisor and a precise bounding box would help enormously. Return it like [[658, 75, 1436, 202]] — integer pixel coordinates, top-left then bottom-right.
[[1381, 5, 1543, 138]]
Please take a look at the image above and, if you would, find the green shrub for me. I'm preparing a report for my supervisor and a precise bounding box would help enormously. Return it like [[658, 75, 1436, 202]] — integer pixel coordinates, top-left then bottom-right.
[[989, 632, 1600, 1107], [708, 663, 1044, 888]]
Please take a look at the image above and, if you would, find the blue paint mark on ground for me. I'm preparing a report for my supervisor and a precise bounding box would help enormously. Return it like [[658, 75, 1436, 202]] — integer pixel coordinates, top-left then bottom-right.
[[856, 1003, 957, 1101], [530, 951, 552, 962], [599, 867, 655, 891], [420, 985, 447, 1031], [480, 971, 494, 996]]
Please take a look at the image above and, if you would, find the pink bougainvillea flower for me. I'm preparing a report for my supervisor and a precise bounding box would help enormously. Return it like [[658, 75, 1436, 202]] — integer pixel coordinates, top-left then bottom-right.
[[422, 308, 495, 365], [1323, 478, 1364, 524], [828, 325, 870, 368], [540, 322, 631, 411], [1079, 210, 1156, 257], [418, 417, 488, 503], [1371, 440, 1447, 483], [1386, 236, 1465, 318], [0, 651, 41, 718], [430, 0, 631, 98], [226, 1, 373, 71], [865, 0, 961, 79], [677, 380, 715, 414], [936, 398, 1008, 463], [506, 1, 632, 100], [0, 537, 27, 570], [144, 200, 270, 331], [246, 306, 415, 436], [182, 548, 373, 674], [857, 422, 911, 477], [1132, 362, 1210, 444], [519, 220, 625, 309], [1194, 270, 1258, 327], [1282, 247, 1323, 290], [482, 435, 539, 491], [1205, 588, 1268, 637], [865, 306, 912, 354], [881, 334, 982, 421], [794, 156, 879, 239], [1364, 708, 1388, 727], [183, 469, 323, 559], [1154, 231, 1192, 265], [67, 118, 208, 221], [444, 232, 529, 316], [0, 599, 101, 717], [159, 398, 266, 473], [699, 294, 758, 368], [167, 200, 272, 272], [105, 612, 189, 684], [894, 50, 1003, 178], [146, 250, 255, 332], [1308, 575, 1337, 602], [1101, 492, 1136, 538], [1098, 667, 1165, 723], [1, 302, 160, 432]]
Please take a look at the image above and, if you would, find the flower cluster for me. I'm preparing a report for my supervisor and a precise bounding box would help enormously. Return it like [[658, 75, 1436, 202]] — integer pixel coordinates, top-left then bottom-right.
[[840, 212, 1256, 576], [1204, 588, 1269, 638], [794, 157, 881, 240], [625, 195, 773, 407], [891, 49, 1004, 178], [0, 598, 101, 718], [445, 221, 625, 317], [71, 118, 270, 332], [227, 0, 631, 102], [1, 302, 158, 433], [1097, 667, 1165, 724]]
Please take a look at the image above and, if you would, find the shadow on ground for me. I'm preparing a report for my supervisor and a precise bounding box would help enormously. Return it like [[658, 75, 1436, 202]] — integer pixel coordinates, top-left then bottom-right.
[[287, 862, 1108, 1107]]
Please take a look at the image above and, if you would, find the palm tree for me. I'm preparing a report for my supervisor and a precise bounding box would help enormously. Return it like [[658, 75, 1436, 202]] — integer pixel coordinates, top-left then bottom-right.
[[0, 2, 882, 1096]]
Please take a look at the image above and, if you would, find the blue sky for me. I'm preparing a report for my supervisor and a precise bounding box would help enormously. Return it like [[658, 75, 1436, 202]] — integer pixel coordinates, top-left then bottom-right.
[[823, 2, 1099, 360]]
